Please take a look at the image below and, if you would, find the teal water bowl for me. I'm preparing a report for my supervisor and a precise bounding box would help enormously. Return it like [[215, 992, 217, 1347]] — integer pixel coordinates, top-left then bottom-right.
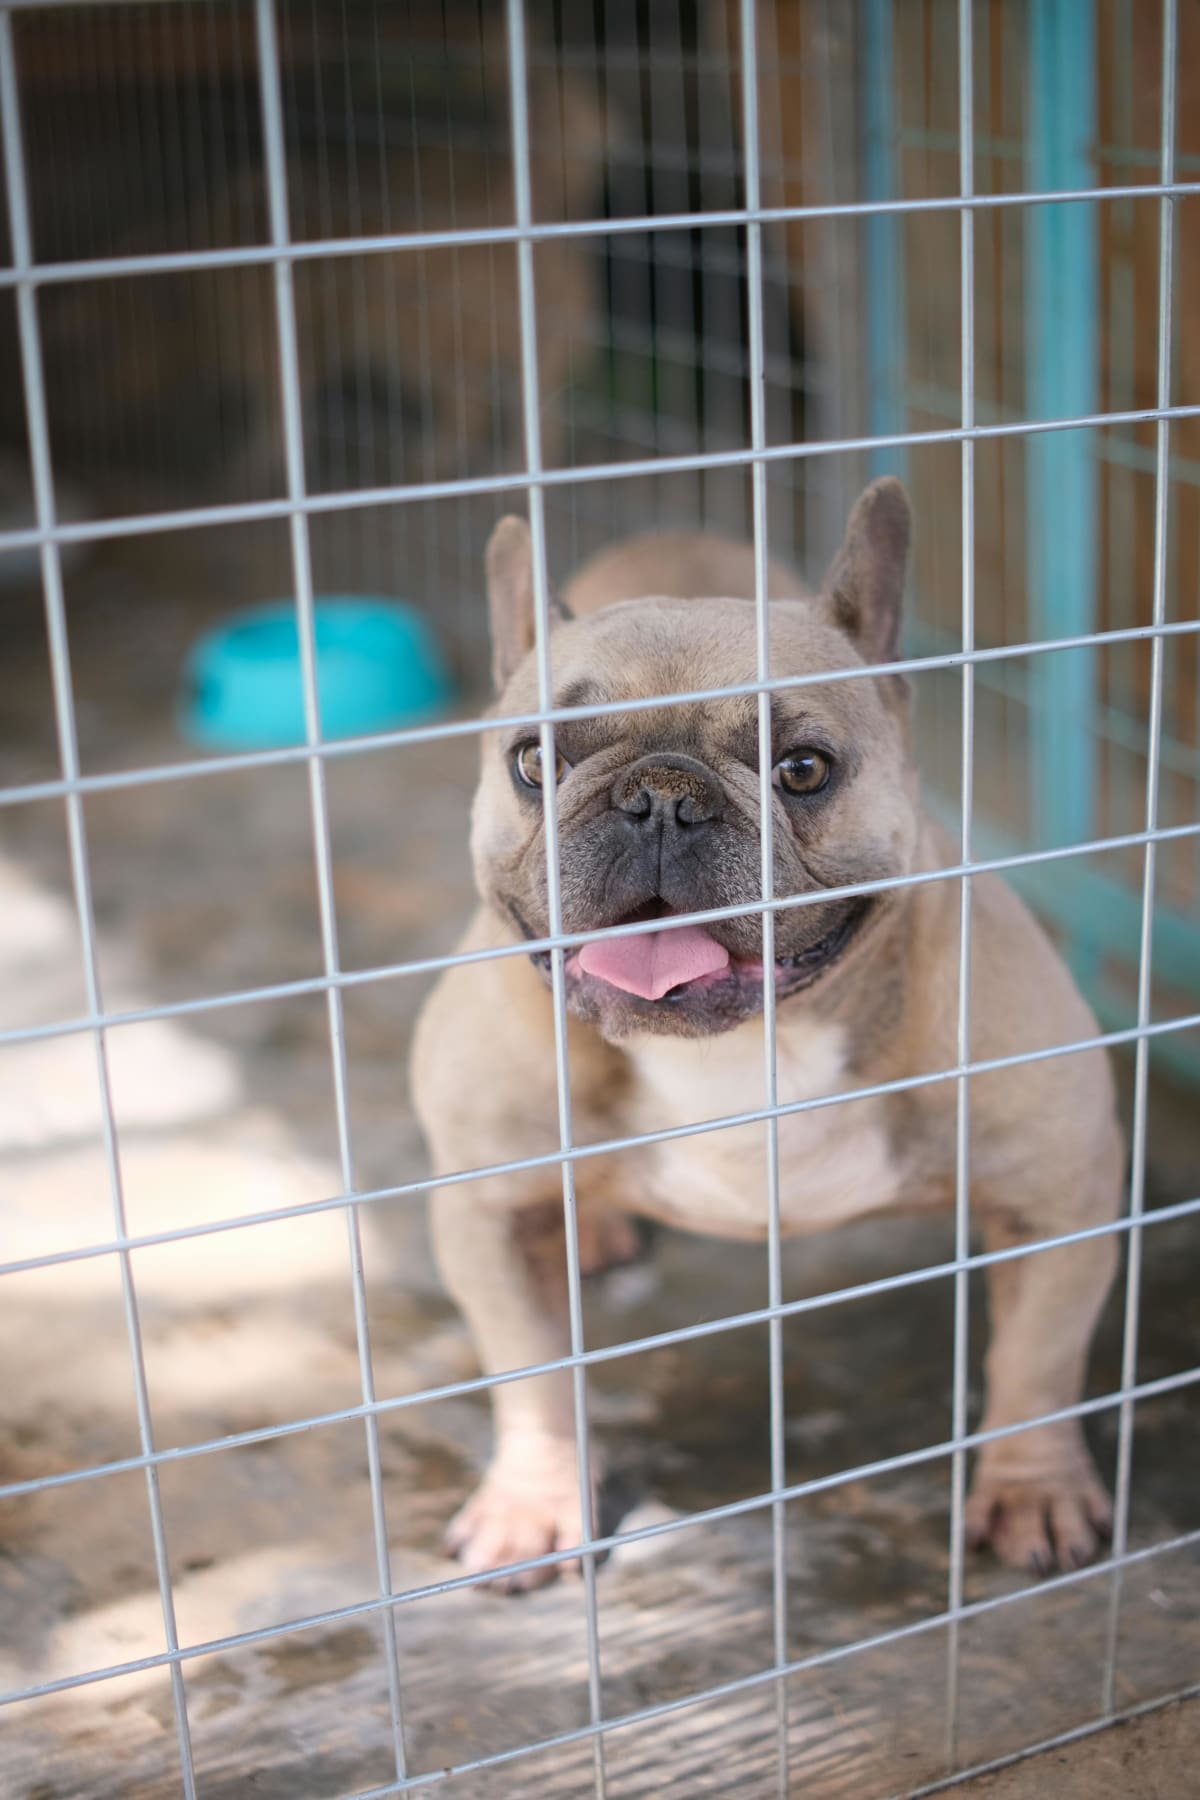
[[180, 598, 454, 750]]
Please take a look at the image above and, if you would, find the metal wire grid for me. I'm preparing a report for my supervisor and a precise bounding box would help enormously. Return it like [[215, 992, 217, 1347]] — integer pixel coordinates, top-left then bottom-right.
[[0, 0, 805, 654], [866, 0, 1200, 1075], [0, 1, 1197, 1796], [505, 2, 605, 1787], [737, 4, 789, 1786], [1103, 0, 1180, 1717], [942, 0, 976, 1764], [253, 0, 408, 1777], [0, 11, 196, 1787]]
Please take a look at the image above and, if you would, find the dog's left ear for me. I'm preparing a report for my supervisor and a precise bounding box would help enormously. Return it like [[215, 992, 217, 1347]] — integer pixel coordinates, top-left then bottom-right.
[[485, 515, 571, 691], [821, 477, 911, 668]]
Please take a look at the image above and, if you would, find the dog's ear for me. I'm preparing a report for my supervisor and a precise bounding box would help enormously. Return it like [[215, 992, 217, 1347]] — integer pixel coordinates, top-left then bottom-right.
[[485, 516, 570, 691], [821, 477, 911, 668]]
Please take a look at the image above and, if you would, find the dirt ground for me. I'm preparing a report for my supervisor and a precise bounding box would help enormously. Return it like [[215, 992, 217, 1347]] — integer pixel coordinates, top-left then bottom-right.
[[1, 527, 1197, 1798]]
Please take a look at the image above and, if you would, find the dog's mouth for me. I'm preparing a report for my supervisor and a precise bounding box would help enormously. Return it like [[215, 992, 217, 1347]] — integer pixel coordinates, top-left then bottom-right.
[[527, 894, 874, 1022]]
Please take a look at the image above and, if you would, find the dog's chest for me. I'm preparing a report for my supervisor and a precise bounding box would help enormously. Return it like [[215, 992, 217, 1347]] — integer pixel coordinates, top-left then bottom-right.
[[621, 1018, 903, 1237]]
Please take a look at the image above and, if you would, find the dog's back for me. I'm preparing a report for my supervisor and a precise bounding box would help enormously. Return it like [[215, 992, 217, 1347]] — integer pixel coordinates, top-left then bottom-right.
[[562, 528, 806, 616]]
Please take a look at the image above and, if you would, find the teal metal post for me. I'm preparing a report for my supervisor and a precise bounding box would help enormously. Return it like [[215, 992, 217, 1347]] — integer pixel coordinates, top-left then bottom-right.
[[1025, 0, 1099, 866]]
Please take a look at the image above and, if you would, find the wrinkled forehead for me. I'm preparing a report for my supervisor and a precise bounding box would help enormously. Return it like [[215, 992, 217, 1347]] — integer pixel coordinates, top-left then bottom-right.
[[499, 597, 878, 745], [564, 599, 757, 697]]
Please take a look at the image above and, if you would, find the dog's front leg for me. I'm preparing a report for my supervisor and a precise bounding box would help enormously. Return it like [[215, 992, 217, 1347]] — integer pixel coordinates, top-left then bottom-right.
[[967, 1190, 1118, 1574], [432, 1181, 596, 1592]]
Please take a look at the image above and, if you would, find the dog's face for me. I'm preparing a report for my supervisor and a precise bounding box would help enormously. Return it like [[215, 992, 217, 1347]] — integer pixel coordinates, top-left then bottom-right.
[[471, 481, 921, 1040]]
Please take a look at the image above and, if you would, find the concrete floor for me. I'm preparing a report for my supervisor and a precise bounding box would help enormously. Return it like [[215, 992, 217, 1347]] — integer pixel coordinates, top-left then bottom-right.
[[1, 531, 1197, 1798], [963, 1701, 1199, 1799]]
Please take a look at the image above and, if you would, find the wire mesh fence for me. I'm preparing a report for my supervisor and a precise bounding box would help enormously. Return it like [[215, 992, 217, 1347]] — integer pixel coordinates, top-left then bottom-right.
[[1, 2, 1198, 1797]]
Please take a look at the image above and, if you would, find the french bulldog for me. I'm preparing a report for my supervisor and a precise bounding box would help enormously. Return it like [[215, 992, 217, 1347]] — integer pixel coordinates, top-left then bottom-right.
[[412, 479, 1122, 1591]]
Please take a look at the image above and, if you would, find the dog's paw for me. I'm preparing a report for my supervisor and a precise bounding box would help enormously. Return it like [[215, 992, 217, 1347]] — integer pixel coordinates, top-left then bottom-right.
[[445, 1441, 595, 1593], [966, 1449, 1113, 1575]]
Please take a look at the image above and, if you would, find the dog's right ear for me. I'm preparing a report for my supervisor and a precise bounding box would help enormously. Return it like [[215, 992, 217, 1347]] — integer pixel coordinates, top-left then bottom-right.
[[821, 477, 912, 669], [485, 516, 571, 691]]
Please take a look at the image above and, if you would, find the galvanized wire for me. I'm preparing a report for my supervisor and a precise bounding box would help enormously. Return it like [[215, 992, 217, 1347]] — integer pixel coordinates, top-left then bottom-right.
[[944, 0, 975, 1767], [737, 0, 790, 1786], [0, 182, 1198, 296], [252, 0, 408, 1772], [0, 6, 1196, 1795], [1, 815, 1198, 1055], [0, 8, 197, 1791], [4, 1375, 1199, 1711], [1103, 0, 1180, 1719], [2, 999, 1199, 1295], [1, 401, 1200, 561], [2, 615, 1199, 817], [505, 0, 606, 1790]]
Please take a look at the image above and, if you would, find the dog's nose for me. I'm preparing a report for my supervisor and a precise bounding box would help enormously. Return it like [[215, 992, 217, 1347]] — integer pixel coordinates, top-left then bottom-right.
[[613, 753, 724, 827]]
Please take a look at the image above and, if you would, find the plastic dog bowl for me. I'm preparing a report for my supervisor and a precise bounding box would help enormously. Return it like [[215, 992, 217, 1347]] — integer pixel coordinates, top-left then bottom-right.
[[180, 597, 453, 750]]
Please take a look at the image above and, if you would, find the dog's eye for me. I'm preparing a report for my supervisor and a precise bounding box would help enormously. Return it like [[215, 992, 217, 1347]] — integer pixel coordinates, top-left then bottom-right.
[[773, 747, 831, 796], [513, 740, 569, 788]]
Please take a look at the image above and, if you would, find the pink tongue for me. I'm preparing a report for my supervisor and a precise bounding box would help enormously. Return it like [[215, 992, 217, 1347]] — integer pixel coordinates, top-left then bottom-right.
[[578, 925, 731, 1000]]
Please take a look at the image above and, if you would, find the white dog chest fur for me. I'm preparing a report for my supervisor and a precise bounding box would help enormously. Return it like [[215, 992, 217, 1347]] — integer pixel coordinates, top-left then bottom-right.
[[620, 1014, 903, 1238]]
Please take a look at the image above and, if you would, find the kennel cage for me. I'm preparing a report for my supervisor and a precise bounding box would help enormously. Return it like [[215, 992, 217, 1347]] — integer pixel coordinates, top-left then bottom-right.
[[1, 0, 1198, 1797], [2, 0, 1197, 1064]]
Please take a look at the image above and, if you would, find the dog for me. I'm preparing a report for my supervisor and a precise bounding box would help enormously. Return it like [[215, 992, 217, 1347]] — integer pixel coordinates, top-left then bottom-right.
[[412, 479, 1122, 1591]]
